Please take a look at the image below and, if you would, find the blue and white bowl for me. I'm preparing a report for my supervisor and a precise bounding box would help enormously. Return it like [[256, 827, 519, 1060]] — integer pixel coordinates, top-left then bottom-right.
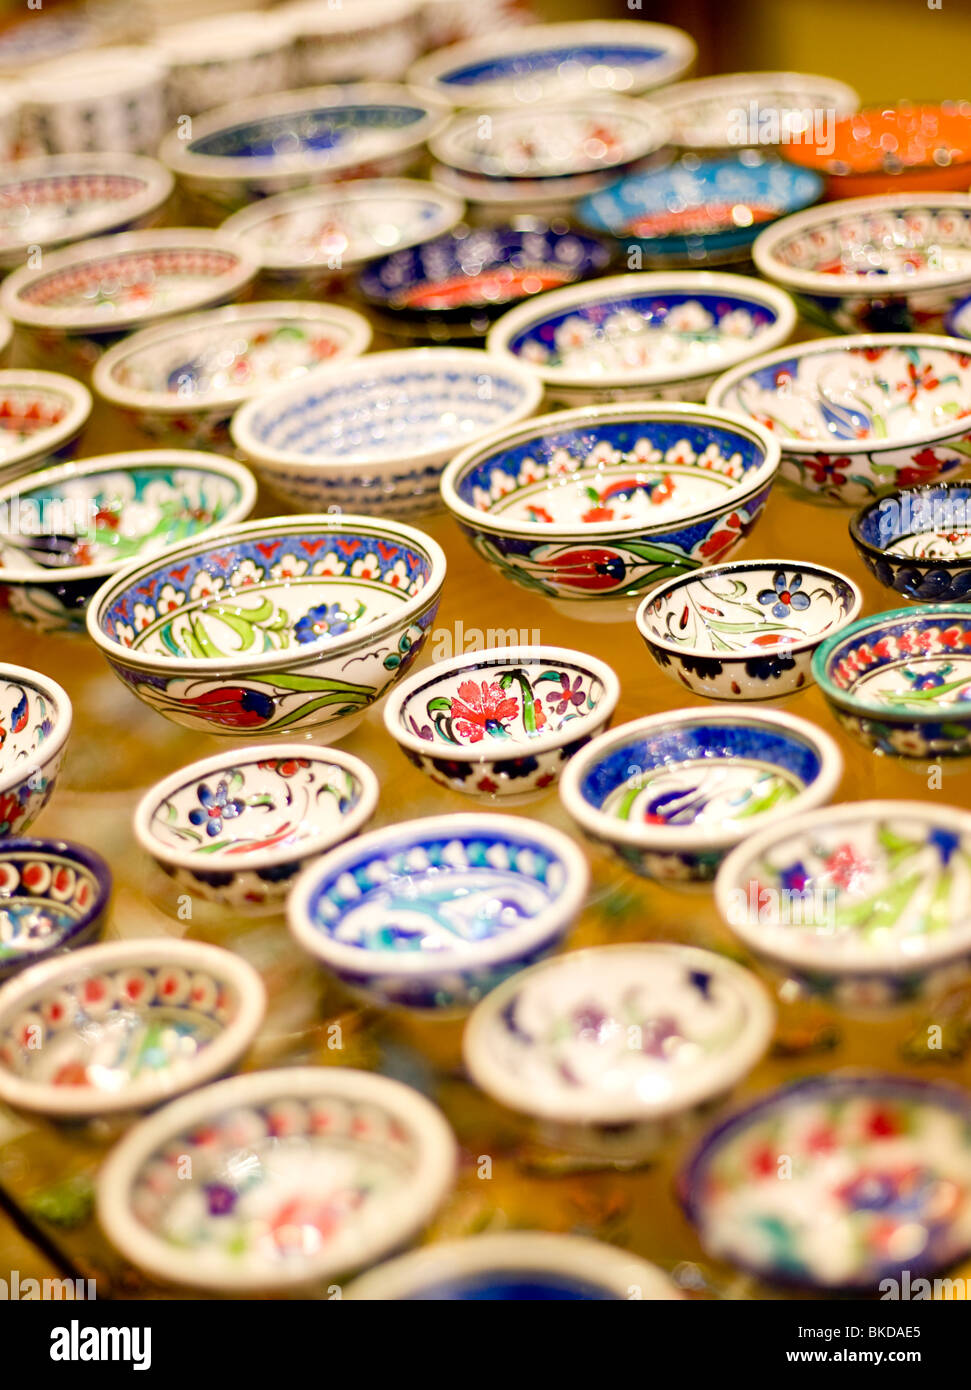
[[0, 664, 71, 840], [0, 369, 91, 486], [0, 838, 110, 982], [287, 814, 589, 1011], [851, 481, 971, 602]]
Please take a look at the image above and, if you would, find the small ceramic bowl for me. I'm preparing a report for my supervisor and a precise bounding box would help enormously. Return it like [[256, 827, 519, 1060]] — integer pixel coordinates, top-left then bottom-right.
[[383, 645, 620, 800], [283, 0, 421, 85], [152, 12, 296, 117], [0, 938, 265, 1121], [752, 193, 971, 334], [812, 603, 971, 760], [93, 302, 372, 451], [0, 369, 91, 485], [463, 942, 774, 1165], [560, 706, 843, 883], [135, 745, 379, 912], [0, 839, 109, 982], [708, 334, 971, 506], [19, 46, 169, 158], [680, 1074, 971, 1291], [230, 347, 543, 518], [486, 272, 797, 408], [715, 799, 971, 1013], [636, 560, 863, 700], [650, 71, 859, 151], [851, 481, 971, 602], [0, 450, 257, 635], [86, 514, 446, 742], [0, 665, 71, 839], [288, 814, 589, 1012]]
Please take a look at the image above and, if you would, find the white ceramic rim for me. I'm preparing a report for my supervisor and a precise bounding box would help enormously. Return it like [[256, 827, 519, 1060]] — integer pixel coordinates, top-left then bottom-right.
[[430, 160, 618, 208], [151, 10, 295, 62], [0, 660, 72, 799], [96, 1066, 456, 1291], [0, 938, 267, 1118], [649, 70, 860, 147], [20, 46, 169, 103], [0, 368, 92, 472]]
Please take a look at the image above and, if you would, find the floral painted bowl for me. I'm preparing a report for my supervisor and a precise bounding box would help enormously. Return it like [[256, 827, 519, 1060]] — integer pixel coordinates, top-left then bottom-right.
[[383, 645, 620, 800], [288, 814, 589, 1012], [636, 560, 863, 700], [0, 839, 110, 982], [812, 604, 971, 760], [715, 800, 971, 1013], [0, 369, 91, 486], [559, 706, 843, 883], [93, 302, 372, 451], [96, 1067, 455, 1292], [0, 665, 71, 839], [708, 334, 971, 506], [0, 938, 266, 1121], [86, 514, 446, 742], [649, 71, 859, 151], [134, 744, 379, 912], [752, 194, 971, 334], [463, 942, 774, 1165], [439, 402, 780, 614], [851, 481, 971, 603], [680, 1074, 971, 1291], [486, 272, 796, 408], [230, 348, 543, 518], [0, 451, 257, 634]]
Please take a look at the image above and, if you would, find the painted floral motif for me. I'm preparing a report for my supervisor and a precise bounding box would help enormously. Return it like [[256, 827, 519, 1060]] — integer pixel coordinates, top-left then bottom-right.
[[603, 760, 801, 830], [828, 619, 971, 709], [0, 678, 61, 838], [450, 107, 656, 179], [19, 247, 245, 319], [416, 666, 597, 748], [0, 387, 70, 461]]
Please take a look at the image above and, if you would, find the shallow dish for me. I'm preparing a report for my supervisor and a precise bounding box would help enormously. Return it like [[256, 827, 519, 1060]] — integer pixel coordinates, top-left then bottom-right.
[[0, 369, 91, 485], [559, 706, 842, 882], [851, 480, 971, 602], [0, 664, 71, 839], [636, 560, 862, 700], [650, 70, 859, 151], [0, 838, 109, 982]]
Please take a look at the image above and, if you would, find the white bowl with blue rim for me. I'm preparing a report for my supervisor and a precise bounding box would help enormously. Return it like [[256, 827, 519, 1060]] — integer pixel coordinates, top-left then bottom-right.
[[559, 706, 843, 883], [0, 368, 91, 486], [287, 813, 589, 1012], [850, 479, 971, 603], [0, 663, 71, 838], [0, 838, 111, 983], [649, 71, 859, 151]]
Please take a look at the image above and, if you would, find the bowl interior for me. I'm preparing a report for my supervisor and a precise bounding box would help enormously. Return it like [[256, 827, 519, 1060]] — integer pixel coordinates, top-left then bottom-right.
[[386, 1269, 619, 1300], [819, 609, 971, 714], [0, 379, 82, 463], [187, 101, 429, 162], [438, 104, 663, 180], [0, 170, 157, 250], [0, 674, 63, 785], [0, 847, 103, 973], [854, 483, 971, 561], [658, 78, 857, 149], [766, 203, 971, 282]]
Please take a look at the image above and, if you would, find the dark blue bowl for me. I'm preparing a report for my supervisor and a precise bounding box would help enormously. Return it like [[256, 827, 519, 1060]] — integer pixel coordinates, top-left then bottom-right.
[[0, 838, 111, 980], [851, 481, 971, 602]]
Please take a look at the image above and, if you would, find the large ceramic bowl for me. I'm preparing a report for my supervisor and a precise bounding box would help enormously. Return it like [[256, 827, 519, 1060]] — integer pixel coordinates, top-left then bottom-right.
[[96, 1067, 456, 1292], [0, 664, 71, 838], [559, 706, 843, 882], [649, 70, 859, 151], [851, 480, 971, 602], [439, 402, 780, 614], [93, 302, 372, 451], [0, 369, 91, 485], [0, 451, 257, 634], [86, 514, 446, 742], [287, 813, 589, 1012], [0, 838, 110, 983], [708, 334, 971, 506], [486, 272, 797, 408], [230, 347, 543, 518]]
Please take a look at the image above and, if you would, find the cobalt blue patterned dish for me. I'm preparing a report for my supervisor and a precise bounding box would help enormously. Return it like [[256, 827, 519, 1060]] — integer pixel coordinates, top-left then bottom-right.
[[0, 665, 71, 840], [0, 838, 109, 982], [559, 706, 843, 883], [86, 514, 446, 743], [850, 481, 971, 602], [287, 813, 589, 1012]]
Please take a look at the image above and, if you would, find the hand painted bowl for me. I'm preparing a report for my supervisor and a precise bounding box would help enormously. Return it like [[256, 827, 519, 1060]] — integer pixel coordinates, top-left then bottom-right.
[[439, 402, 780, 613], [0, 451, 257, 634], [85, 514, 446, 742], [18, 46, 169, 159], [636, 560, 863, 700], [851, 481, 971, 602], [708, 334, 971, 506], [559, 706, 843, 883], [383, 645, 620, 800], [0, 369, 91, 485], [288, 814, 589, 1012], [649, 71, 859, 151], [230, 348, 543, 518], [752, 194, 971, 334], [0, 665, 71, 838], [92, 302, 372, 451], [0, 938, 265, 1121], [680, 1074, 971, 1291], [134, 744, 379, 912], [96, 1067, 455, 1292], [151, 11, 296, 117], [283, 0, 421, 85], [463, 942, 774, 1165], [715, 800, 971, 1013], [486, 272, 797, 408], [0, 839, 110, 983], [812, 604, 971, 759]]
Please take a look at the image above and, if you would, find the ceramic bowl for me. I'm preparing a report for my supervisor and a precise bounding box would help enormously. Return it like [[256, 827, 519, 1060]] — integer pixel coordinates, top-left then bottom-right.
[[0, 665, 72, 838], [0, 938, 265, 1121], [486, 272, 797, 408], [97, 1066, 454, 1291], [134, 744, 379, 912], [559, 706, 843, 883], [230, 347, 543, 518], [152, 12, 296, 117], [439, 401, 780, 615], [715, 800, 971, 1013], [86, 514, 446, 742], [851, 481, 971, 602], [283, 0, 422, 85], [19, 46, 169, 157], [0, 839, 110, 983], [463, 942, 774, 1165], [383, 645, 620, 800], [680, 1074, 971, 1291], [650, 71, 859, 151], [93, 302, 372, 451], [708, 334, 971, 506], [0, 369, 91, 486], [636, 560, 863, 700], [288, 813, 589, 1012], [812, 603, 971, 760], [0, 228, 259, 376], [752, 194, 971, 334], [0, 450, 257, 635]]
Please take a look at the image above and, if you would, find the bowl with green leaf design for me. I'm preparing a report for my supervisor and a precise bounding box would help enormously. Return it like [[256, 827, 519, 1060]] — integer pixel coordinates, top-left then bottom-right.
[[86, 514, 446, 743]]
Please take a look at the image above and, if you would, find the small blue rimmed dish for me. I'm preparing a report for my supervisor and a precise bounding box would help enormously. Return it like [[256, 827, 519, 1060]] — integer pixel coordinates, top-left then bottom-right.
[[850, 481, 971, 602], [0, 838, 111, 982]]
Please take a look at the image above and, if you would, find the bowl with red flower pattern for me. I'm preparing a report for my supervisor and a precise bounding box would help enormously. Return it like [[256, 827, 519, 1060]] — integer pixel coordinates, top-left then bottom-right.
[[0, 839, 109, 983], [0, 664, 71, 840], [0, 369, 91, 486]]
